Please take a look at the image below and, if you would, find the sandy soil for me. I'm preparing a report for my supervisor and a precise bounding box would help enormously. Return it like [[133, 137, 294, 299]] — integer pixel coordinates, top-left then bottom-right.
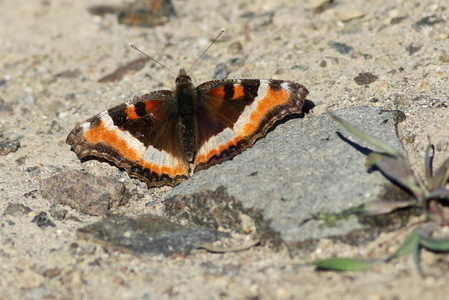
[[1, 0, 449, 299]]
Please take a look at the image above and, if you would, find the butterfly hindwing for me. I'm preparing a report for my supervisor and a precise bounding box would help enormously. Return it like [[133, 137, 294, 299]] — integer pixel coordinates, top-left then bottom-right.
[[193, 79, 308, 171], [66, 90, 189, 187]]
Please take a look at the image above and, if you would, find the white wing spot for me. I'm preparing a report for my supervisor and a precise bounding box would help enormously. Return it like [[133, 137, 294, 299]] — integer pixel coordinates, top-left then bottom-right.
[[233, 80, 269, 135]]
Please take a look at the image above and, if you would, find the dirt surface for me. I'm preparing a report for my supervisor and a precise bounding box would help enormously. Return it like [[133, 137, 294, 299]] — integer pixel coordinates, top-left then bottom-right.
[[1, 0, 449, 299]]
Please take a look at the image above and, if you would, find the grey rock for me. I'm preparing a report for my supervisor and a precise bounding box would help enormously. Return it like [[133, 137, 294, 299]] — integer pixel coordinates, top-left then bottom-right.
[[76, 214, 229, 256], [4, 203, 33, 217], [40, 170, 131, 216], [166, 106, 405, 247]]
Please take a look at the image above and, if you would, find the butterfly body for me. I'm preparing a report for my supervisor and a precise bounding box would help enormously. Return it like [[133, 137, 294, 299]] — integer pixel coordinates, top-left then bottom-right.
[[67, 68, 309, 187], [174, 69, 198, 162]]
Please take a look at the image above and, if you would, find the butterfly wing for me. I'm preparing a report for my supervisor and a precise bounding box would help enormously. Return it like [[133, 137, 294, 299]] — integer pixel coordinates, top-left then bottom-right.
[[66, 91, 189, 187], [194, 79, 309, 171]]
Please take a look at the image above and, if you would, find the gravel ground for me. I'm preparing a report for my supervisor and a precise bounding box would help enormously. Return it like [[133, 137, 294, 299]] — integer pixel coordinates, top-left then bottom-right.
[[1, 0, 449, 299]]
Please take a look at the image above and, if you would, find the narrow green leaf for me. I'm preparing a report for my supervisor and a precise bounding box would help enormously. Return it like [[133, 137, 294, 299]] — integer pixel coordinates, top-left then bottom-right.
[[432, 157, 449, 189], [412, 238, 424, 277], [424, 143, 434, 187], [313, 212, 342, 226], [412, 230, 449, 276], [328, 110, 399, 156], [388, 230, 420, 260], [314, 257, 376, 271], [366, 152, 423, 199], [418, 232, 449, 252]]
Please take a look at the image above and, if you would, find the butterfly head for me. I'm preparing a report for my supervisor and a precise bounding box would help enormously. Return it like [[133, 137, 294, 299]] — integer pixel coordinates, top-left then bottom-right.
[[175, 69, 192, 85]]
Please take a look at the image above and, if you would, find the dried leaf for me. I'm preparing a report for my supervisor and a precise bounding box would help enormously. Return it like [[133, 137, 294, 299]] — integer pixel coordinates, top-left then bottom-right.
[[388, 230, 420, 260], [424, 187, 449, 202], [360, 200, 414, 216], [366, 152, 422, 199], [426, 199, 446, 225]]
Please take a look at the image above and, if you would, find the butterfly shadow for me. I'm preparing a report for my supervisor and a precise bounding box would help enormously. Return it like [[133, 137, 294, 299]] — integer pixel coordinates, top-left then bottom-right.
[[335, 131, 381, 174], [78, 155, 128, 173], [336, 131, 373, 156]]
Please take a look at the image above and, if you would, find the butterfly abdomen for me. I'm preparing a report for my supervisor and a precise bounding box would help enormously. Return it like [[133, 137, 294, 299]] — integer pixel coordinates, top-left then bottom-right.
[[174, 77, 198, 163]]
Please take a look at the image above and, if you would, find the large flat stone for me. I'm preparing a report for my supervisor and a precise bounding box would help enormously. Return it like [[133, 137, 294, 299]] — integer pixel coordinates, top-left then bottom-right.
[[166, 106, 405, 247]]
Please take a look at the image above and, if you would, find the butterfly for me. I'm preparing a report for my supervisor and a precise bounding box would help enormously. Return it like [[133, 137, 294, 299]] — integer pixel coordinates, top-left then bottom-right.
[[66, 32, 309, 188]]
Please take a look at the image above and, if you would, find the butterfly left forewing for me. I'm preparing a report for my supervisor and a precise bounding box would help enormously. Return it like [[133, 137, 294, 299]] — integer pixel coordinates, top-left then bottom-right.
[[66, 91, 190, 187], [193, 79, 308, 171]]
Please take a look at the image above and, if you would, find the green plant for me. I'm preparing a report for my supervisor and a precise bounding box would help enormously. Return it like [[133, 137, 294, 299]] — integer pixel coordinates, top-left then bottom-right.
[[313, 111, 449, 276]]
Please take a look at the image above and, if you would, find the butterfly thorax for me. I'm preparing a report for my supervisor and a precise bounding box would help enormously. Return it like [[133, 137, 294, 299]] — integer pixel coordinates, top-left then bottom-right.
[[173, 69, 198, 163]]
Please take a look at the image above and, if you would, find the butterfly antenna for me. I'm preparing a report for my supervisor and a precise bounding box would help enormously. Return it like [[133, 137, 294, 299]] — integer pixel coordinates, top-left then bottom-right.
[[129, 43, 178, 77], [186, 28, 225, 74]]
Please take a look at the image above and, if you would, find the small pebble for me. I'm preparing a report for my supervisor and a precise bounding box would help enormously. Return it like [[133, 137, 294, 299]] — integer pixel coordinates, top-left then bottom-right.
[[50, 204, 67, 220], [390, 16, 407, 25], [31, 212, 56, 228], [228, 41, 243, 54], [406, 44, 422, 55], [354, 72, 378, 85], [412, 15, 444, 32], [439, 53, 449, 62], [229, 57, 245, 67], [214, 63, 230, 80], [0, 139, 20, 156], [328, 42, 354, 54], [436, 140, 449, 151], [402, 132, 416, 143]]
